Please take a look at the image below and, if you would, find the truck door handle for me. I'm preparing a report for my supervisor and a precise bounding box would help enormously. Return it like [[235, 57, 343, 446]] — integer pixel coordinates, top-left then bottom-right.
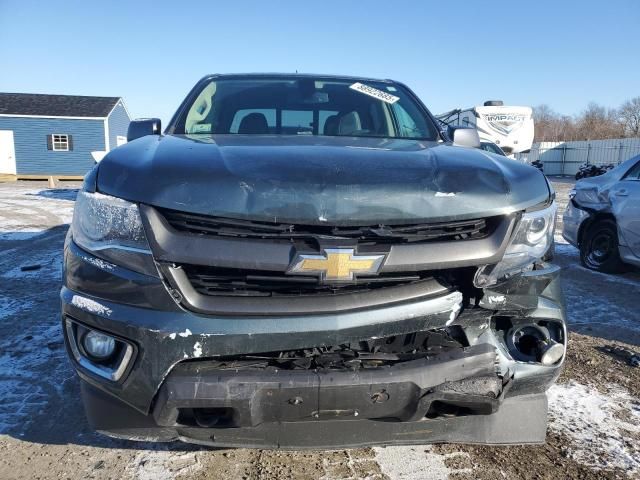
[[614, 190, 628, 196]]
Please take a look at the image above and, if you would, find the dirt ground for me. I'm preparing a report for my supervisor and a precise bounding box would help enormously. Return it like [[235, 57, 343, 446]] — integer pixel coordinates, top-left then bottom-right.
[[0, 178, 639, 480]]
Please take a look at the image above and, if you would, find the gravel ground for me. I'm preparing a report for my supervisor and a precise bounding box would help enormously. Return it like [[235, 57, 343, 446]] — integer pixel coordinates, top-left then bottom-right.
[[0, 178, 639, 480]]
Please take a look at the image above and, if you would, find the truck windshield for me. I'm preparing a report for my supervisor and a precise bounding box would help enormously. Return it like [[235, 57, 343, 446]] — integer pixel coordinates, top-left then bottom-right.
[[175, 76, 439, 140]]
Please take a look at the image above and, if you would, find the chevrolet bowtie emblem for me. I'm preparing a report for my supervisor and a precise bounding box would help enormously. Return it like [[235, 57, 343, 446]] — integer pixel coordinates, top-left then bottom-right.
[[287, 248, 386, 282]]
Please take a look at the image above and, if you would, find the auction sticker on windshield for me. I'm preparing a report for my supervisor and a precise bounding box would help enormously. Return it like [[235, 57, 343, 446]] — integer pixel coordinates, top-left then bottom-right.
[[350, 82, 400, 104]]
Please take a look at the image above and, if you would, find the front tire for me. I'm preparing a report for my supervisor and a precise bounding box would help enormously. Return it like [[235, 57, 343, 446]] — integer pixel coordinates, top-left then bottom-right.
[[580, 219, 625, 273]]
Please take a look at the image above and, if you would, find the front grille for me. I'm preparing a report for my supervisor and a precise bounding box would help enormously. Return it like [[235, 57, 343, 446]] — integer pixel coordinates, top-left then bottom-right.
[[156, 208, 500, 300], [183, 264, 430, 297], [160, 208, 496, 245]]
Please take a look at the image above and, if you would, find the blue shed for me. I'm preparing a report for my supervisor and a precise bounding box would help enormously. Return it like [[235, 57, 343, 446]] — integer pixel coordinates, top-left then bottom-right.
[[0, 93, 131, 178]]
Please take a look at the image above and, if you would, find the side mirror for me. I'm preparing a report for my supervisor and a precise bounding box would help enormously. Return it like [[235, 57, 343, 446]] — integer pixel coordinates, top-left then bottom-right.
[[127, 118, 162, 142], [448, 126, 480, 149]]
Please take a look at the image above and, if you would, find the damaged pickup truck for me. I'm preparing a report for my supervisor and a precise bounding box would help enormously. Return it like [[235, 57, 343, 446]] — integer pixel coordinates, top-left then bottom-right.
[[62, 73, 566, 448]]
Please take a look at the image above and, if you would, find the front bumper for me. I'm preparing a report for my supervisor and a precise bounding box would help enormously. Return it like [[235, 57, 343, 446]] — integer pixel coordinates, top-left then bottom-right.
[[80, 358, 548, 448], [62, 241, 566, 448]]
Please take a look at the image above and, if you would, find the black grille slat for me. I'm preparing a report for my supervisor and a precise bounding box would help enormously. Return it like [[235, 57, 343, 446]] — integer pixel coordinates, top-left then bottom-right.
[[160, 209, 494, 244], [183, 265, 424, 297]]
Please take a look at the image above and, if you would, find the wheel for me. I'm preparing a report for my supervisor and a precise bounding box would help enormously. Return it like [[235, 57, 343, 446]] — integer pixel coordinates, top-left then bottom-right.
[[580, 219, 625, 273]]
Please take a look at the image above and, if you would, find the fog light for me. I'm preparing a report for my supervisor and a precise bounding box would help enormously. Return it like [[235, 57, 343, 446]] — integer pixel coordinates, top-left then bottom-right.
[[83, 330, 116, 360]]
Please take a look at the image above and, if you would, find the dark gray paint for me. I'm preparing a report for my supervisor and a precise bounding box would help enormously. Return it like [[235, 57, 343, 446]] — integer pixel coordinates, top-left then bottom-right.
[[97, 134, 550, 225]]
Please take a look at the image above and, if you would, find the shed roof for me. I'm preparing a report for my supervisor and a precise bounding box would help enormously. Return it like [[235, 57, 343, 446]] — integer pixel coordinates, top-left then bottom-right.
[[0, 93, 121, 118]]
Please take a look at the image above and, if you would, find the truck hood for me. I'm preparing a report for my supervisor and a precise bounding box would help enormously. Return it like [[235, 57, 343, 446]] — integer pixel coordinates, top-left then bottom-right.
[[96, 134, 550, 225]]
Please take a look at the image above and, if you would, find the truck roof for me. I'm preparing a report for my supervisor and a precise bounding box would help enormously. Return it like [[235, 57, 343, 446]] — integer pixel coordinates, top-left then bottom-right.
[[199, 73, 399, 84]]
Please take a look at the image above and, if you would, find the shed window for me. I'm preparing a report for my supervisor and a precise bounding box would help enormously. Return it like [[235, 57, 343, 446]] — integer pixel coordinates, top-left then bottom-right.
[[49, 134, 71, 151]]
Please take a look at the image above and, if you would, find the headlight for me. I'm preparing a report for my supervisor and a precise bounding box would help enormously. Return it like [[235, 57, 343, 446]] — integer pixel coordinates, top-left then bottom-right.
[[475, 202, 557, 287], [71, 191, 156, 275]]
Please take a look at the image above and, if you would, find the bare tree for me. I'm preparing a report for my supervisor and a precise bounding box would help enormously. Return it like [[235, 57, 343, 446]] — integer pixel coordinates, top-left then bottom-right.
[[533, 99, 637, 142], [557, 115, 578, 141], [532, 105, 569, 142], [532, 104, 555, 142], [532, 105, 578, 142], [575, 103, 622, 140], [619, 97, 640, 136]]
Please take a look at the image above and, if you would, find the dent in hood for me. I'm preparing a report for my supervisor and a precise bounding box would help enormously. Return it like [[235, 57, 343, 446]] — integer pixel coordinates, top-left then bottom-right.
[[96, 134, 550, 225]]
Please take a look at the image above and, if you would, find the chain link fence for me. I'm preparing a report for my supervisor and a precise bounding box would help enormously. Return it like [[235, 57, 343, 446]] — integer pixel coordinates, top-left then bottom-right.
[[514, 138, 640, 176]]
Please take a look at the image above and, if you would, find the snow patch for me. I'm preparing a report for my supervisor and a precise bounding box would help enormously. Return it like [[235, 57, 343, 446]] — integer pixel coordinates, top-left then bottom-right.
[[555, 242, 579, 258], [548, 381, 640, 474], [374, 445, 471, 480], [0, 296, 34, 319], [0, 187, 76, 232], [0, 231, 42, 241], [557, 241, 640, 289], [1, 251, 62, 279], [193, 342, 203, 357], [70, 295, 112, 316], [0, 307, 69, 433], [125, 450, 201, 480]]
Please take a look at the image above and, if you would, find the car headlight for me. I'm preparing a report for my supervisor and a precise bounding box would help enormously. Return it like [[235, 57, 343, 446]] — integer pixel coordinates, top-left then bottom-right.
[[71, 191, 157, 275], [474, 201, 557, 287]]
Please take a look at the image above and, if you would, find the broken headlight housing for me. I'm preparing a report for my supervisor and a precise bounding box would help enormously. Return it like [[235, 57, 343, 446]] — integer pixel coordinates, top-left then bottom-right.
[[474, 201, 557, 287], [71, 191, 156, 275]]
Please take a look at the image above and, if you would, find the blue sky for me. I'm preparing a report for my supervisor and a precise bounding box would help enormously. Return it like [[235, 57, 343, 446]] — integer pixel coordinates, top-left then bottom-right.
[[1, 0, 638, 124]]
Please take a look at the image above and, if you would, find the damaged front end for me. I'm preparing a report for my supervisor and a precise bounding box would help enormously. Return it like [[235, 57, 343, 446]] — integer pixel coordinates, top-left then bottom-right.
[[62, 240, 565, 448], [61, 176, 565, 448]]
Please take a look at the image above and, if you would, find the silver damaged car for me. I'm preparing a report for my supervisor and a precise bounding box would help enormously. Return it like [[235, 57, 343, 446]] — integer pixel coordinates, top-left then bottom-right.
[[563, 155, 640, 272]]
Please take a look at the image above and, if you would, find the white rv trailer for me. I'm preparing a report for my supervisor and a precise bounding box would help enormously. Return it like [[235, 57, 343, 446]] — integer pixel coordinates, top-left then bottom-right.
[[436, 101, 534, 155]]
